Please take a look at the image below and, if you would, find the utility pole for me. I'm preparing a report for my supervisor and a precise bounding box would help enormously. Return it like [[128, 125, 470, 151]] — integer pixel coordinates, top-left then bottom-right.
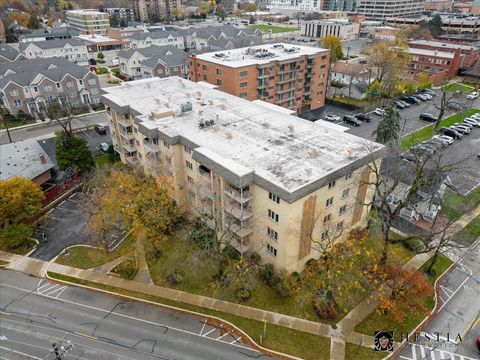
[[0, 106, 12, 143]]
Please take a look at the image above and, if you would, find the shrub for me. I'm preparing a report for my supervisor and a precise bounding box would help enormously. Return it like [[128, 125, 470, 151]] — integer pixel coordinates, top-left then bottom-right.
[[401, 237, 421, 253], [305, 258, 319, 271], [312, 296, 340, 321], [145, 235, 166, 260], [0, 223, 33, 251], [259, 263, 275, 284], [188, 219, 217, 250], [165, 271, 183, 285], [112, 256, 137, 280], [248, 251, 261, 265], [223, 244, 240, 260], [291, 271, 301, 282], [273, 271, 296, 298], [234, 287, 251, 302], [89, 59, 97, 65]]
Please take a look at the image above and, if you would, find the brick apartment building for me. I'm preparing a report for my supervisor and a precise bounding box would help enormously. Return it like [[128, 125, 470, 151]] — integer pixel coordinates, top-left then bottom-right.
[[189, 43, 330, 113]]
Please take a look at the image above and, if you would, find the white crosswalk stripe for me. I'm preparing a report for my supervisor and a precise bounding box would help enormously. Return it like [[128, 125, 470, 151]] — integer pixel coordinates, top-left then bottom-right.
[[36, 280, 66, 299], [401, 344, 479, 360]]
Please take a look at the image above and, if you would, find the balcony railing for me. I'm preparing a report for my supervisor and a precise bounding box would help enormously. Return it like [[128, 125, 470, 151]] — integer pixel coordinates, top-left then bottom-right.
[[228, 222, 253, 238], [224, 188, 252, 203], [198, 184, 214, 199], [122, 141, 135, 152], [120, 130, 134, 140], [199, 168, 212, 182], [229, 237, 249, 254], [224, 205, 252, 220], [118, 115, 132, 127], [143, 140, 159, 151]]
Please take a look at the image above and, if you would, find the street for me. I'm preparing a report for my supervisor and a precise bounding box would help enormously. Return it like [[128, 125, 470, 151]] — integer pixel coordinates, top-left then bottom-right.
[[0, 270, 272, 360], [396, 239, 480, 360]]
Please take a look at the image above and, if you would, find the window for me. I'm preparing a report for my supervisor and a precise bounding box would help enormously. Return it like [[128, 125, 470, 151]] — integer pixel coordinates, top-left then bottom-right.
[[186, 160, 193, 169], [163, 141, 170, 149], [56, 82, 61, 88], [337, 221, 344, 230], [268, 209, 279, 223], [321, 55, 327, 60], [266, 243, 277, 257], [187, 175, 194, 184], [328, 181, 336, 189], [88, 79, 97, 85], [321, 231, 329, 240], [23, 87, 29, 93], [66, 81, 74, 88], [90, 88, 98, 94], [240, 71, 248, 77], [43, 85, 53, 92], [216, 79, 222, 86], [9, 89, 19, 96], [320, 64, 326, 69], [339, 205, 347, 215], [239, 92, 247, 98], [269, 192, 280, 204], [267, 227, 278, 240], [203, 75, 207, 81], [202, 64, 207, 71], [13, 99, 22, 107], [323, 214, 331, 224], [33, 86, 38, 92], [239, 82, 247, 88], [216, 68, 222, 75], [79, 80, 83, 85], [326, 197, 334, 207], [184, 145, 192, 154], [345, 172, 352, 180], [46, 95, 53, 101]]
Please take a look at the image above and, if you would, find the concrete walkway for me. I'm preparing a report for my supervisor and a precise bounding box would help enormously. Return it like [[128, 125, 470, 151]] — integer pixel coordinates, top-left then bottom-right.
[[89, 256, 126, 274], [132, 230, 153, 284]]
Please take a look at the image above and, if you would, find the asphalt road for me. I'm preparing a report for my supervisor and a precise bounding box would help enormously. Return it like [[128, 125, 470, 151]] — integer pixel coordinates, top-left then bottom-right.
[[396, 239, 480, 360], [0, 111, 108, 145], [0, 270, 272, 360]]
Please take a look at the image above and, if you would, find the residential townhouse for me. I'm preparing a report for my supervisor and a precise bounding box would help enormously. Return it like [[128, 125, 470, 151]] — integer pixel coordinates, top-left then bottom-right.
[[19, 27, 81, 42], [108, 27, 145, 47], [189, 43, 330, 113], [117, 45, 187, 79], [130, 30, 185, 49], [0, 58, 101, 116], [0, 45, 26, 63], [101, 77, 383, 272], [18, 39, 90, 65]]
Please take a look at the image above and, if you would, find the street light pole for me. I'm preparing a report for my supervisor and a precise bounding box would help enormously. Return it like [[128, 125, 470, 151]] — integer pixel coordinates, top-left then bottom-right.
[[1, 106, 12, 143]]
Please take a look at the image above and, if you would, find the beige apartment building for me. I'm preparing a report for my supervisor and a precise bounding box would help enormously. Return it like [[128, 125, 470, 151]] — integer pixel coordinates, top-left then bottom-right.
[[101, 77, 383, 272], [66, 10, 110, 35], [189, 43, 330, 114]]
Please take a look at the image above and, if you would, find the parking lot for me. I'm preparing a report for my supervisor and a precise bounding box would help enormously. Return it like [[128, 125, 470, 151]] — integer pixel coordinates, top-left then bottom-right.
[[31, 192, 93, 261]]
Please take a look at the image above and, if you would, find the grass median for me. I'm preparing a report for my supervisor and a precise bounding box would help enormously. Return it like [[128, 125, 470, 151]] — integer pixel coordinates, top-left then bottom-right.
[[250, 24, 299, 33], [345, 343, 386, 360], [400, 108, 479, 150], [47, 271, 331, 360]]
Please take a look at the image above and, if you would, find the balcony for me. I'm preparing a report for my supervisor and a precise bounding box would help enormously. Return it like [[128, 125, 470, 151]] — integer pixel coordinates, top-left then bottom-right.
[[198, 184, 214, 200], [228, 222, 253, 238], [199, 168, 212, 182], [257, 73, 269, 79], [224, 204, 252, 220], [124, 153, 137, 166], [224, 187, 252, 203], [229, 237, 249, 255], [277, 77, 296, 84], [118, 114, 132, 127], [143, 139, 159, 152], [277, 87, 295, 94], [307, 62, 315, 68], [122, 140, 135, 152], [120, 130, 134, 140]]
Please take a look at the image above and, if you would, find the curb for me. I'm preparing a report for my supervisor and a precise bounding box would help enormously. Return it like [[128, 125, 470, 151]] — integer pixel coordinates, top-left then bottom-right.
[[0, 110, 106, 133], [45, 270, 302, 360], [24, 238, 40, 257]]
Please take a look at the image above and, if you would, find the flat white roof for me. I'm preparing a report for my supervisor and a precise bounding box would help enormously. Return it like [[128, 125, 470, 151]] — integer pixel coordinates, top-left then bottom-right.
[[67, 9, 106, 15], [195, 43, 328, 68], [406, 47, 455, 59], [408, 39, 477, 51], [102, 77, 382, 194], [77, 34, 118, 43]]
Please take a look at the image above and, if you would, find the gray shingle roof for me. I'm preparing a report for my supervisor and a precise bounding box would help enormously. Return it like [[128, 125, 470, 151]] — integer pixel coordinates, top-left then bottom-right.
[[131, 30, 182, 41], [0, 45, 22, 62], [19, 38, 86, 52], [0, 138, 55, 181], [118, 45, 187, 69], [0, 58, 91, 89]]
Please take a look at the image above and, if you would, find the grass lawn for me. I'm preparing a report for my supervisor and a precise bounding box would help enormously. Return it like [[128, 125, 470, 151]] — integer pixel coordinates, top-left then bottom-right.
[[445, 82, 475, 94], [145, 227, 414, 323], [110, 67, 120, 76], [250, 24, 299, 33], [355, 253, 452, 342], [0, 238, 36, 256], [332, 96, 367, 107], [442, 188, 480, 221], [451, 215, 480, 247], [0, 118, 36, 129], [345, 343, 386, 360], [400, 108, 480, 149], [96, 67, 108, 75], [95, 154, 110, 168], [55, 234, 134, 269], [47, 272, 330, 360]]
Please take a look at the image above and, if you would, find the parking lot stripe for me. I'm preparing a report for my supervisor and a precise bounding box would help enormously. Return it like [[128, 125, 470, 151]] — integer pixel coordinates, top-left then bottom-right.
[[200, 321, 206, 336], [202, 328, 216, 337]]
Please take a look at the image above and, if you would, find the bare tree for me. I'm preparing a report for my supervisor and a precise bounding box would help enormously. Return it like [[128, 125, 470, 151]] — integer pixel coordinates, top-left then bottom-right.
[[431, 82, 470, 132]]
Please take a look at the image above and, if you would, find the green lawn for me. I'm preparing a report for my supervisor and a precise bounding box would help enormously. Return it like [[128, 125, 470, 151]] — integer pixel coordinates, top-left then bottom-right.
[[95, 154, 110, 168], [451, 215, 480, 247], [250, 24, 299, 33], [56, 234, 134, 269], [355, 253, 452, 342], [47, 271, 331, 360], [96, 67, 108, 75], [0, 118, 36, 129], [345, 343, 386, 360], [442, 188, 480, 221], [400, 108, 480, 149], [445, 82, 475, 94]]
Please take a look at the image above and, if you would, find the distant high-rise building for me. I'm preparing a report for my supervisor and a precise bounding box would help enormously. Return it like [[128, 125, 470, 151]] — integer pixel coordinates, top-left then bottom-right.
[[356, 0, 424, 19], [266, 0, 322, 15], [131, 0, 179, 22], [323, 0, 357, 11]]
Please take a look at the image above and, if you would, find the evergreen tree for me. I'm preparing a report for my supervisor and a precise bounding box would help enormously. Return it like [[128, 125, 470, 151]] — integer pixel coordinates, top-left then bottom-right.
[[110, 14, 119, 28], [373, 105, 401, 145], [55, 131, 95, 175]]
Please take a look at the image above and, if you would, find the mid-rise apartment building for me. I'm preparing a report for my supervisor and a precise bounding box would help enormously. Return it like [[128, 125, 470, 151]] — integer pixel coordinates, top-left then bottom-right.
[[266, 0, 322, 15], [189, 43, 330, 113], [102, 8, 135, 22], [66, 10, 110, 35], [301, 20, 360, 40], [101, 77, 383, 272], [131, 0, 179, 23], [356, 0, 424, 19]]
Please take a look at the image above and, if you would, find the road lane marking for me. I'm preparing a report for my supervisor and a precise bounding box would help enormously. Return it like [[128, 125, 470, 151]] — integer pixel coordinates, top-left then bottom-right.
[[1, 282, 258, 353], [73, 331, 98, 340], [0, 346, 41, 359]]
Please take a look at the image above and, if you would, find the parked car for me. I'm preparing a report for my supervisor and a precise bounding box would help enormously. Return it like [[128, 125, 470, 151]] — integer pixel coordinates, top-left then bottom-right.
[[422, 89, 436, 96], [398, 100, 410, 108], [413, 145, 435, 156], [374, 108, 385, 116], [404, 96, 420, 104], [440, 127, 463, 139], [432, 134, 454, 145], [394, 101, 406, 109], [422, 93, 433, 100], [460, 122, 473, 129], [467, 91, 479, 100], [355, 113, 371, 122], [419, 113, 437, 122], [464, 118, 480, 127], [95, 125, 107, 135], [400, 152, 417, 164], [412, 94, 426, 102], [99, 142, 109, 152], [448, 102, 463, 111], [325, 114, 341, 122], [343, 115, 361, 126], [424, 139, 444, 150], [450, 125, 470, 134], [471, 113, 480, 120]]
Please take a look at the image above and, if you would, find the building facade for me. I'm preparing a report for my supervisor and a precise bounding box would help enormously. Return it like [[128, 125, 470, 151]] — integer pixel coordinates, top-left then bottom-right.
[[386, 16, 480, 34], [101, 77, 383, 272], [102, 8, 135, 22], [131, 0, 179, 22], [0, 58, 101, 116], [66, 10, 110, 35], [301, 20, 360, 40], [266, 0, 322, 15], [189, 43, 330, 113], [19, 39, 89, 65], [108, 27, 145, 47], [130, 30, 185, 49], [357, 0, 424, 19]]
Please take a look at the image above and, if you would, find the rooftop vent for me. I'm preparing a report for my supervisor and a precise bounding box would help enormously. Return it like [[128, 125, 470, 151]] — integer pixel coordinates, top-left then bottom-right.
[[262, 121, 270, 128], [225, 132, 233, 139], [273, 44, 284, 49], [180, 101, 192, 113], [308, 149, 320, 158], [214, 53, 225, 58], [284, 47, 299, 53], [305, 168, 313, 176]]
